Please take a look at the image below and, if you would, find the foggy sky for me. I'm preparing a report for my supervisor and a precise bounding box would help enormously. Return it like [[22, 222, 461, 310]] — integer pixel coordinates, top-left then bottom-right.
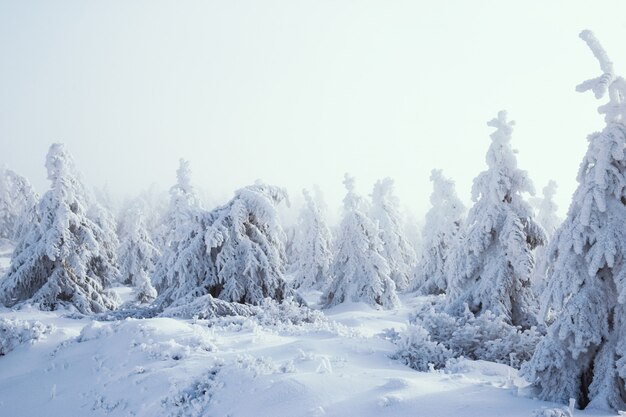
[[2, 1, 626, 222]]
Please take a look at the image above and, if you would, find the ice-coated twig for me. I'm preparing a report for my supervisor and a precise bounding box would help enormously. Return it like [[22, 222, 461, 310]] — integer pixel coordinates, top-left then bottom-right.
[[576, 30, 626, 123]]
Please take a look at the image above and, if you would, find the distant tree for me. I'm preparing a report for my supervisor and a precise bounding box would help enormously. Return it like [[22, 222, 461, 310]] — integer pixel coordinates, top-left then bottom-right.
[[0, 168, 38, 241], [152, 159, 201, 294], [323, 174, 399, 309], [535, 180, 561, 238], [0, 144, 119, 313], [523, 31, 626, 411], [531, 180, 561, 289], [156, 183, 294, 309], [118, 205, 159, 303], [290, 189, 333, 291], [370, 178, 416, 291], [445, 111, 545, 328], [411, 169, 465, 295]]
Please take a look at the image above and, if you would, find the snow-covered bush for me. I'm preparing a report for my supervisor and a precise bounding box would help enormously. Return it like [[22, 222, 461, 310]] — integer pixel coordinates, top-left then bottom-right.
[[0, 318, 53, 356], [411, 169, 465, 294], [391, 324, 451, 371], [290, 189, 333, 291], [523, 31, 626, 411], [370, 177, 416, 291], [162, 366, 222, 417], [0, 144, 120, 314], [394, 299, 543, 371], [160, 294, 256, 320], [323, 174, 399, 309], [445, 112, 545, 328]]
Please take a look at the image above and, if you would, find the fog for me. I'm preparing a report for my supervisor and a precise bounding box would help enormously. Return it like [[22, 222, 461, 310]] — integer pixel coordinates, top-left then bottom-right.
[[2, 1, 626, 221]]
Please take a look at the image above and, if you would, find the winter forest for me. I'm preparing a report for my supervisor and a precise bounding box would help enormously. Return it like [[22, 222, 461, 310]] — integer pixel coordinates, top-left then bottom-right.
[[2, 13, 626, 417]]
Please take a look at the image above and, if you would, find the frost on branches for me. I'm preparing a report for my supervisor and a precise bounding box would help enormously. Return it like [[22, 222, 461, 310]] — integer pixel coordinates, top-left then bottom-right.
[[523, 31, 626, 411], [323, 174, 399, 309], [152, 159, 201, 294], [0, 144, 120, 314], [370, 178, 416, 291], [117, 204, 159, 303], [411, 169, 465, 295], [445, 111, 545, 328], [290, 189, 333, 291], [156, 183, 295, 310], [0, 167, 38, 241]]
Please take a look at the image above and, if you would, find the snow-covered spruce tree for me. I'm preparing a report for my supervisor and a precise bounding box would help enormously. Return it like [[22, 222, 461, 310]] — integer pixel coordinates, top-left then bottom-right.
[[290, 189, 333, 291], [411, 169, 465, 295], [152, 159, 201, 294], [370, 178, 416, 291], [523, 31, 626, 411], [535, 180, 561, 238], [323, 174, 399, 309], [156, 183, 294, 309], [0, 144, 120, 313], [531, 180, 561, 289], [445, 111, 546, 328], [117, 205, 159, 303], [0, 167, 38, 241]]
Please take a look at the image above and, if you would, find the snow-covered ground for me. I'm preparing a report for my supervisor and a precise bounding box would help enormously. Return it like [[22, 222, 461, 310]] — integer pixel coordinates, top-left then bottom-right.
[[0, 292, 619, 417]]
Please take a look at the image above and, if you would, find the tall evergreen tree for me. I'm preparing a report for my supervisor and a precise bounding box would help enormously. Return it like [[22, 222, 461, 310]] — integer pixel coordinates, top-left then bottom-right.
[[291, 189, 333, 291], [411, 169, 465, 295], [156, 183, 294, 309], [323, 174, 399, 309], [0, 144, 119, 313], [445, 111, 545, 327], [152, 159, 201, 294], [370, 178, 416, 291], [118, 205, 159, 303], [523, 31, 626, 411]]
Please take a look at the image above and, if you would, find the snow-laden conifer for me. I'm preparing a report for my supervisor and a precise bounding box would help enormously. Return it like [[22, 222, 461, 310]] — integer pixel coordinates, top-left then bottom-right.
[[531, 180, 561, 289], [152, 159, 201, 294], [535, 180, 561, 238], [411, 169, 465, 294], [523, 31, 626, 411], [370, 178, 416, 291], [445, 112, 545, 327], [0, 168, 37, 241], [290, 189, 333, 291], [0, 144, 120, 313], [156, 183, 294, 309], [118, 204, 159, 303], [323, 174, 399, 309]]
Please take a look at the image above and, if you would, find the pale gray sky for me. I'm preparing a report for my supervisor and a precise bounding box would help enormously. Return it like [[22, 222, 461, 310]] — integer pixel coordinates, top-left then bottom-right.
[[1, 1, 626, 220]]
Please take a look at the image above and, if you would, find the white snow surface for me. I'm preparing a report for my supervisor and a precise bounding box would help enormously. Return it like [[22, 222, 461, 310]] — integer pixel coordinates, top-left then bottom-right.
[[0, 291, 619, 417]]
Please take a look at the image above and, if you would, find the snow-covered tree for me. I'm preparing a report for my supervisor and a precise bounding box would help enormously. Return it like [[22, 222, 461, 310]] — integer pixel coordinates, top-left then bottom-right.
[[445, 111, 546, 328], [411, 169, 465, 295], [117, 205, 159, 303], [323, 174, 399, 309], [523, 31, 626, 411], [535, 180, 561, 238], [531, 180, 561, 289], [0, 144, 120, 314], [152, 159, 201, 293], [370, 178, 416, 291], [0, 168, 37, 241], [290, 189, 333, 291], [156, 183, 294, 309]]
